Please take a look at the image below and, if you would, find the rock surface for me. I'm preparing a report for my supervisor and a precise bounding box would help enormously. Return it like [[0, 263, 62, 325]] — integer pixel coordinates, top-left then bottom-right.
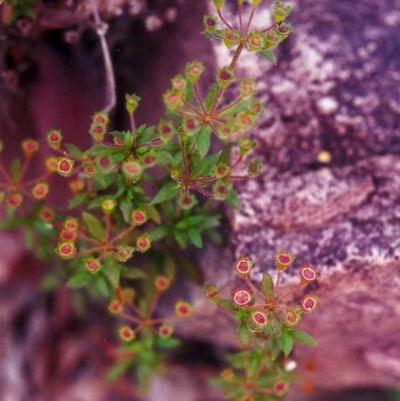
[[187, 0, 400, 393]]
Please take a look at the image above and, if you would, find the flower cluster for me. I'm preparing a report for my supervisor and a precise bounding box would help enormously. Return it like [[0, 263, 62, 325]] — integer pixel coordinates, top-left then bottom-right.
[[206, 251, 320, 400]]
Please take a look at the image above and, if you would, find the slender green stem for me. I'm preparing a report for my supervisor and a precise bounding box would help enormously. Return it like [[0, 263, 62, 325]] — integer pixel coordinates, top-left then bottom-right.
[[214, 96, 243, 117], [193, 82, 207, 114], [243, 276, 268, 303]]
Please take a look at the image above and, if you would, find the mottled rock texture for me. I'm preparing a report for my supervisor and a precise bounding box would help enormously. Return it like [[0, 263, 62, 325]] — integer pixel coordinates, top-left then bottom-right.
[[191, 0, 400, 392]]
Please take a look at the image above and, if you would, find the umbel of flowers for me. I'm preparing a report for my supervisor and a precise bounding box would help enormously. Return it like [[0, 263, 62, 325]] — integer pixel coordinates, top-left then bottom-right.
[[205, 252, 320, 399]]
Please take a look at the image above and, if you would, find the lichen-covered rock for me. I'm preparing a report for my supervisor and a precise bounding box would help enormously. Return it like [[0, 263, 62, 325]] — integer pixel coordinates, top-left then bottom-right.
[[189, 0, 400, 392]]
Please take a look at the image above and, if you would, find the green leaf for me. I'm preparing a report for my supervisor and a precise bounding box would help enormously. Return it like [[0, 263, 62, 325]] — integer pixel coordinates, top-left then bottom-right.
[[120, 266, 147, 280], [282, 332, 294, 357], [155, 336, 181, 349], [148, 225, 170, 241], [290, 330, 318, 346], [269, 312, 283, 337], [219, 144, 232, 165], [270, 337, 280, 360], [106, 359, 132, 382], [66, 272, 92, 288], [142, 204, 161, 224], [137, 125, 156, 144], [218, 299, 237, 311], [68, 193, 89, 209], [172, 227, 187, 248], [156, 150, 175, 166], [204, 82, 221, 112], [226, 189, 241, 210], [119, 198, 133, 222], [197, 125, 212, 158], [82, 212, 105, 241], [64, 143, 83, 158], [258, 49, 277, 65], [236, 322, 250, 347], [191, 151, 221, 178], [261, 272, 274, 299], [149, 182, 180, 205], [103, 254, 121, 288], [187, 227, 203, 248], [86, 143, 115, 156], [218, 98, 252, 117]]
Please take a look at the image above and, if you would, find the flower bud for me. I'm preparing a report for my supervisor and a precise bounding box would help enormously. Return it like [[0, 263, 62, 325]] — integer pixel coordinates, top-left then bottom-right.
[[83, 164, 97, 176], [221, 369, 234, 380], [92, 111, 109, 125], [185, 60, 205, 83], [122, 158, 143, 179], [101, 199, 116, 214], [213, 0, 225, 10], [238, 135, 256, 156], [69, 178, 85, 194], [126, 94, 141, 114], [300, 263, 320, 285], [204, 283, 220, 302], [175, 300, 193, 317], [264, 30, 280, 49], [251, 310, 268, 326], [158, 323, 173, 338], [213, 179, 232, 200], [171, 74, 187, 91], [240, 78, 257, 97], [39, 207, 54, 222], [84, 257, 102, 273], [31, 182, 49, 199], [46, 129, 62, 149], [181, 117, 200, 135], [301, 295, 318, 312], [247, 159, 262, 177], [178, 193, 197, 210], [136, 234, 151, 252], [157, 119, 175, 142], [249, 99, 265, 116], [247, 31, 266, 51], [222, 29, 241, 49], [140, 150, 157, 168], [214, 163, 230, 178], [59, 229, 77, 242], [217, 67, 234, 89], [119, 325, 135, 341], [108, 300, 123, 314], [154, 275, 170, 291], [273, 380, 288, 396], [275, 250, 295, 271], [163, 90, 182, 110], [276, 21, 293, 39], [45, 156, 58, 173], [232, 287, 253, 306], [114, 246, 134, 262], [273, 1, 291, 22], [236, 111, 256, 130], [57, 157, 74, 177], [131, 209, 148, 226], [7, 193, 23, 208], [63, 216, 79, 232], [285, 309, 301, 326], [89, 124, 106, 141], [203, 15, 219, 32], [55, 242, 76, 259], [235, 256, 253, 277], [217, 122, 236, 139], [22, 139, 39, 158]]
